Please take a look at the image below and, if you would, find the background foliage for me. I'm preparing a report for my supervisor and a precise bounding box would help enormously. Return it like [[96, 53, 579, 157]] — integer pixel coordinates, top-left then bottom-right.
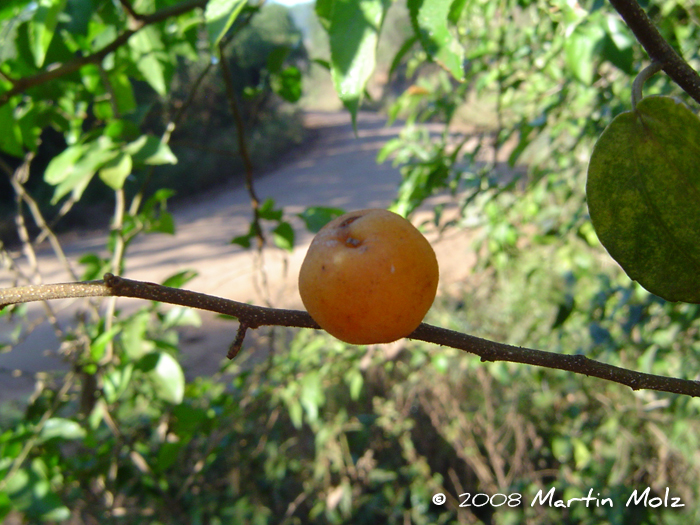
[[1, 0, 700, 523]]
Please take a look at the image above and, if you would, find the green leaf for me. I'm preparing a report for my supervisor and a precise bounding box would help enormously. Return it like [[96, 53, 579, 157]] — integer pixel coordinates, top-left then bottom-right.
[[205, 0, 247, 48], [324, 0, 390, 127], [44, 136, 118, 204], [258, 198, 283, 221], [271, 66, 302, 103], [408, 0, 465, 80], [103, 365, 133, 403], [79, 253, 111, 281], [297, 206, 345, 233], [145, 210, 175, 234], [267, 45, 290, 73], [125, 135, 177, 165], [273, 221, 295, 251], [586, 96, 700, 303], [231, 233, 253, 248], [388, 35, 418, 78], [0, 0, 33, 21], [299, 371, 324, 424], [601, 15, 634, 74], [90, 326, 121, 362], [98, 151, 132, 190], [0, 102, 24, 157], [564, 24, 604, 85], [156, 441, 184, 472], [347, 369, 363, 401], [39, 417, 86, 442], [447, 0, 467, 24], [109, 71, 137, 115], [121, 310, 153, 360], [163, 306, 201, 330], [148, 352, 185, 404], [29, 0, 67, 67], [161, 270, 198, 289], [129, 25, 168, 95], [104, 119, 140, 141]]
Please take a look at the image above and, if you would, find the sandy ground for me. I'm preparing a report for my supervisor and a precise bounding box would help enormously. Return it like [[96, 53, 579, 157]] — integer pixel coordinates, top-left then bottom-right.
[[0, 111, 479, 401]]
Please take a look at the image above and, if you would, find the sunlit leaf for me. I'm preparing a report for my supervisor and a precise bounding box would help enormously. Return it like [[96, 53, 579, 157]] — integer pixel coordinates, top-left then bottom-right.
[[90, 326, 121, 362], [320, 0, 390, 128], [408, 0, 465, 80], [125, 135, 177, 165], [587, 96, 700, 303], [273, 221, 295, 251], [161, 270, 198, 289], [29, 0, 67, 67], [163, 306, 201, 330], [147, 351, 185, 404], [103, 365, 133, 403], [129, 25, 168, 95], [44, 136, 118, 203], [205, 0, 247, 48], [99, 151, 132, 190], [564, 24, 604, 85], [39, 417, 86, 442]]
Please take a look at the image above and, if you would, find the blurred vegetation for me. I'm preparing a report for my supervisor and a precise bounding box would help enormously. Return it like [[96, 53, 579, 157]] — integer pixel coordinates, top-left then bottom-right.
[[2, 0, 700, 523], [0, 2, 307, 239]]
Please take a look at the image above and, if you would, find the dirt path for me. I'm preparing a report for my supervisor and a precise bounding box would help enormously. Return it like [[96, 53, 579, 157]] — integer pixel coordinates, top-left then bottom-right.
[[0, 111, 477, 399]]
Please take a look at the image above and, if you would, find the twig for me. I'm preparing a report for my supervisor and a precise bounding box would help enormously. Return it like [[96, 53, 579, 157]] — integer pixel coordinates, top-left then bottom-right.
[[0, 0, 208, 108], [227, 322, 249, 359], [219, 39, 275, 307], [608, 0, 700, 105], [117, 0, 145, 22], [218, 41, 265, 249], [1, 275, 700, 397]]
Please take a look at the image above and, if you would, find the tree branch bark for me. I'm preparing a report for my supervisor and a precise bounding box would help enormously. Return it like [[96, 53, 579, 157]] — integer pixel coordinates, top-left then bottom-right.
[[607, 0, 700, 105], [2, 275, 699, 398]]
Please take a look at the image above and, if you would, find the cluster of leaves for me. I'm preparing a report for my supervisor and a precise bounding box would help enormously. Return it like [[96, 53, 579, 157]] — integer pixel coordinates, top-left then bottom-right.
[[0, 0, 306, 222], [3, 321, 700, 523]]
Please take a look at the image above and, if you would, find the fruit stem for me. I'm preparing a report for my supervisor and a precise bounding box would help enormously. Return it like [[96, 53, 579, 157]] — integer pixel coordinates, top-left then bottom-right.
[[632, 61, 664, 110]]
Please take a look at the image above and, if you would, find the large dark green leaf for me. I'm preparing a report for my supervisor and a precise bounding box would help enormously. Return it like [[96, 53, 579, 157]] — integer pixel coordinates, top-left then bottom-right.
[[586, 95, 700, 303]]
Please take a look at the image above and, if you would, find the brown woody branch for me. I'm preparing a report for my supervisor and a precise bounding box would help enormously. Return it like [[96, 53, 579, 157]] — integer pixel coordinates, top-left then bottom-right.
[[0, 0, 208, 108], [607, 0, 700, 105], [218, 41, 266, 250], [2, 274, 699, 398]]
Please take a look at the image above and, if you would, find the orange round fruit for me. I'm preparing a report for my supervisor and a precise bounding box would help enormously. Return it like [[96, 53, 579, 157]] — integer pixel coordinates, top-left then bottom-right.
[[298, 208, 439, 344]]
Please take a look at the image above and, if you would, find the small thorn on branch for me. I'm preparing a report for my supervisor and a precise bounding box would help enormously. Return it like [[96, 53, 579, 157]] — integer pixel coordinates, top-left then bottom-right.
[[228, 322, 250, 360]]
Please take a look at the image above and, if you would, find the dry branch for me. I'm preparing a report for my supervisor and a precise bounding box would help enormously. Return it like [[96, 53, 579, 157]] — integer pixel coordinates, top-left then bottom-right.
[[2, 274, 699, 398]]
